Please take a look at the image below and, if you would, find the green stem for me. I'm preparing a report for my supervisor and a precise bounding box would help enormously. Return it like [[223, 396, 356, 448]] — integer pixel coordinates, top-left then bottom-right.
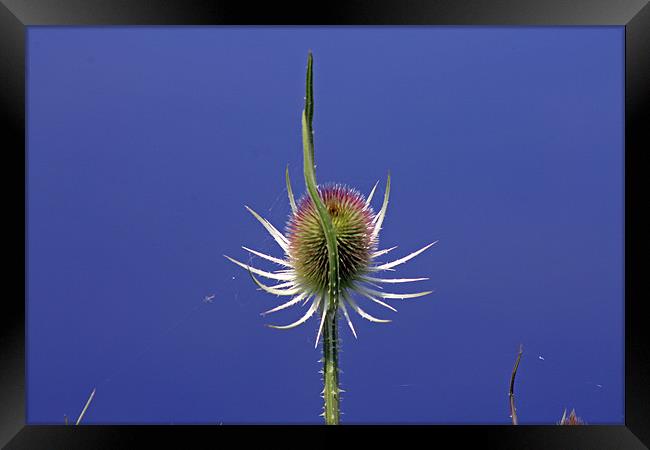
[[323, 310, 340, 424], [301, 51, 341, 425]]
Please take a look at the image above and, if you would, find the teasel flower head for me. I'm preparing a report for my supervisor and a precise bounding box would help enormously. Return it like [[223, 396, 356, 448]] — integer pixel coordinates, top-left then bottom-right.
[[224, 51, 435, 350], [224, 171, 436, 347], [288, 183, 376, 293]]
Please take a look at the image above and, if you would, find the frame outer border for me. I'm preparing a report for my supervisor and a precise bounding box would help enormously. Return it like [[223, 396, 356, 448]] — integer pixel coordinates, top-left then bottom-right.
[[1, 1, 648, 448]]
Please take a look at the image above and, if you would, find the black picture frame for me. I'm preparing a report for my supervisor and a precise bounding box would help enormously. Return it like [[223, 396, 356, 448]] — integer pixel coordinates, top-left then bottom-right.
[[2, 1, 648, 448]]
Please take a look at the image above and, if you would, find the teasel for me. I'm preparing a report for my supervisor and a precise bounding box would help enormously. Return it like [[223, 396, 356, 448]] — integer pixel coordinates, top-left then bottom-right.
[[225, 52, 435, 424], [558, 408, 585, 425]]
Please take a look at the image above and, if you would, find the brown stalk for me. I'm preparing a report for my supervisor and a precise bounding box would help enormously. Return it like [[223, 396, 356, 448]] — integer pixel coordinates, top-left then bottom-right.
[[509, 344, 523, 425]]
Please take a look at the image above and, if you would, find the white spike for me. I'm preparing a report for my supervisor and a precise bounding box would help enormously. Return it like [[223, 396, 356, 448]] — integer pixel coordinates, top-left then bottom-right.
[[314, 296, 329, 348], [224, 255, 294, 281], [359, 286, 433, 300], [378, 291, 433, 299], [241, 246, 292, 267], [261, 292, 309, 315], [352, 286, 398, 312], [372, 241, 438, 271], [339, 300, 358, 338], [249, 273, 302, 296], [75, 388, 96, 425], [344, 293, 391, 323], [361, 276, 429, 284], [268, 281, 295, 290], [244, 206, 289, 252], [371, 246, 398, 259], [358, 279, 383, 289], [366, 266, 396, 272], [243, 267, 300, 296], [371, 175, 391, 240], [267, 295, 322, 329], [365, 180, 379, 208]]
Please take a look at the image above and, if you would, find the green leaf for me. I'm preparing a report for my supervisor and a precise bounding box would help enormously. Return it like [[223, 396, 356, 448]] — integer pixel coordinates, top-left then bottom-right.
[[305, 51, 314, 162], [301, 52, 339, 311]]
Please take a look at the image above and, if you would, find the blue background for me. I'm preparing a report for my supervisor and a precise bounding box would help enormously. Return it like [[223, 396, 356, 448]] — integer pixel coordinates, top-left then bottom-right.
[[27, 27, 624, 424]]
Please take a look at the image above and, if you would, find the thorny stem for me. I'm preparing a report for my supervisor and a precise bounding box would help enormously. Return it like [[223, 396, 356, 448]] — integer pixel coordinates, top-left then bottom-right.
[[322, 312, 340, 424], [301, 51, 341, 424], [509, 345, 523, 425]]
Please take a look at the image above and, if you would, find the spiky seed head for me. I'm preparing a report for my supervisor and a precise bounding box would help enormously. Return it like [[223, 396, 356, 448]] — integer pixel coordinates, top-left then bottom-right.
[[558, 409, 584, 425], [287, 184, 376, 294]]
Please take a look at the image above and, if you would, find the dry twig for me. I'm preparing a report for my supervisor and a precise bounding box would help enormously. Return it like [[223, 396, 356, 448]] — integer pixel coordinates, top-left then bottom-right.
[[509, 344, 523, 425]]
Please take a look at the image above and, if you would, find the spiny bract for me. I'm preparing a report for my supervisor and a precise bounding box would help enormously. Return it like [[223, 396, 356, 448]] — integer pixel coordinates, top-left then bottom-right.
[[224, 172, 437, 347]]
